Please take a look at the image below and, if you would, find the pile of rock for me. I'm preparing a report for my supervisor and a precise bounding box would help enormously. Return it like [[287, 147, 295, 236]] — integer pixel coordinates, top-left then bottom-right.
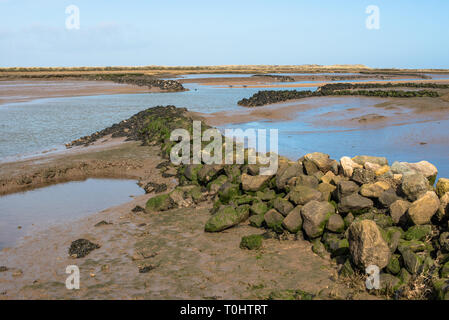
[[145, 152, 449, 299], [252, 74, 295, 82]]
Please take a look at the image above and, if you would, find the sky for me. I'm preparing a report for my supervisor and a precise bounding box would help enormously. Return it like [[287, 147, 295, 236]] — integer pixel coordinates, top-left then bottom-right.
[[0, 0, 448, 68]]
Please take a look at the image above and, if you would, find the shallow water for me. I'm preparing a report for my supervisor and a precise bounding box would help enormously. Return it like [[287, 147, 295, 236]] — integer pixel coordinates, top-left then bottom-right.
[[0, 178, 144, 249]]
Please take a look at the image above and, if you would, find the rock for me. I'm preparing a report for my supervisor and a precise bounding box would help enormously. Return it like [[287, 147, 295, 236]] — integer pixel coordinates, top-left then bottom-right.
[[437, 178, 449, 198], [352, 155, 388, 167], [347, 220, 391, 269], [218, 182, 240, 203], [168, 188, 192, 207], [273, 198, 294, 216], [311, 238, 327, 258], [340, 156, 363, 177], [250, 201, 269, 216], [208, 175, 228, 194], [337, 181, 360, 200], [240, 234, 263, 250], [197, 164, 223, 183], [275, 163, 303, 190], [441, 261, 449, 278], [408, 191, 440, 225], [318, 182, 336, 201], [94, 220, 112, 227], [143, 182, 167, 194], [256, 189, 276, 201], [390, 200, 411, 224], [404, 225, 433, 241], [338, 193, 374, 214], [326, 214, 345, 233], [386, 254, 401, 275], [379, 273, 401, 291], [399, 161, 438, 184], [401, 173, 430, 202], [433, 278, 449, 300], [400, 249, 423, 274], [436, 192, 449, 222], [440, 232, 449, 252], [360, 181, 390, 198], [146, 194, 175, 212], [282, 206, 303, 233], [295, 174, 319, 189], [205, 205, 248, 232], [320, 171, 336, 185], [303, 159, 319, 175], [184, 164, 202, 182], [301, 201, 335, 238], [364, 162, 381, 172], [68, 239, 100, 258], [375, 165, 391, 176], [339, 259, 355, 277], [131, 205, 145, 213], [351, 168, 376, 185], [264, 209, 284, 232], [322, 233, 349, 257], [398, 239, 430, 253], [378, 188, 400, 208], [344, 212, 355, 228], [249, 214, 265, 228], [288, 186, 322, 206], [241, 173, 271, 192], [304, 152, 334, 173]]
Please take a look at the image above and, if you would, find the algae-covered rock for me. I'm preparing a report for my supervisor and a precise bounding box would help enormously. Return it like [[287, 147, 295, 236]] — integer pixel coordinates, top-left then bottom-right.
[[146, 193, 175, 212], [339, 259, 355, 277], [250, 201, 269, 216], [240, 234, 263, 250], [218, 182, 240, 203], [288, 186, 322, 206], [301, 200, 335, 238], [68, 239, 100, 258], [275, 163, 303, 190], [400, 249, 423, 274], [249, 214, 266, 228], [440, 232, 449, 252], [184, 164, 203, 183], [268, 289, 314, 300], [322, 233, 349, 257], [311, 238, 326, 258], [348, 220, 391, 269], [404, 225, 433, 241], [264, 209, 284, 233], [326, 214, 345, 233], [436, 178, 449, 198], [273, 198, 294, 216], [207, 175, 228, 194], [205, 205, 248, 232], [386, 254, 401, 275]]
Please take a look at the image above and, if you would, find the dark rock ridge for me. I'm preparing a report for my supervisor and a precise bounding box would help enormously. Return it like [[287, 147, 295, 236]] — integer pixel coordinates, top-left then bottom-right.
[[238, 82, 447, 107], [251, 74, 295, 82]]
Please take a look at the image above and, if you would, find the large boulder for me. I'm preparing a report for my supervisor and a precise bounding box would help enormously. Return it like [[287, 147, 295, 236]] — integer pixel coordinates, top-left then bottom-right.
[[389, 199, 411, 224], [241, 173, 271, 192], [340, 156, 363, 177], [288, 185, 322, 205], [401, 173, 429, 202], [338, 193, 374, 214], [352, 155, 388, 167], [351, 168, 376, 185], [301, 201, 335, 238], [348, 220, 391, 269], [264, 209, 284, 232], [304, 152, 335, 173], [146, 194, 175, 212], [360, 181, 390, 198], [275, 163, 303, 190], [282, 206, 303, 233], [337, 180, 360, 201], [378, 188, 400, 208], [408, 191, 440, 225], [436, 178, 449, 198], [397, 161, 438, 185], [205, 205, 249, 232], [326, 214, 345, 233]]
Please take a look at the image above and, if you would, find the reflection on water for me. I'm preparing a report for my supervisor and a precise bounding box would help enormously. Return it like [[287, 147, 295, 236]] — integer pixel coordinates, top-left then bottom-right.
[[0, 179, 144, 249]]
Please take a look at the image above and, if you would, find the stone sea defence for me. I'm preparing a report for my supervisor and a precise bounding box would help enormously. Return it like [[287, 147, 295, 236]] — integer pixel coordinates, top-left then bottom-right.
[[237, 82, 448, 107], [251, 74, 295, 82], [68, 106, 449, 299]]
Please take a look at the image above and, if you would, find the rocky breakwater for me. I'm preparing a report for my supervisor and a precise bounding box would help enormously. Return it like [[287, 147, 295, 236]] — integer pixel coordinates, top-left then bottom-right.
[[145, 150, 449, 299], [252, 74, 295, 82], [89, 74, 185, 92]]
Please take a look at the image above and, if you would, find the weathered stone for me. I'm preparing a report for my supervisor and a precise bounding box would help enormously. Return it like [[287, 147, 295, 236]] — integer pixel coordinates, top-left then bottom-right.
[[351, 168, 376, 185], [311, 238, 326, 258], [68, 239, 100, 258], [404, 225, 433, 241], [337, 180, 360, 201], [218, 182, 240, 203], [205, 205, 248, 232], [386, 254, 401, 275], [347, 220, 391, 269], [207, 175, 228, 194], [282, 206, 303, 233], [146, 193, 175, 212], [273, 198, 294, 216], [360, 181, 390, 198], [288, 185, 322, 206], [436, 178, 449, 198], [400, 249, 423, 274], [250, 201, 269, 216], [344, 212, 355, 228], [241, 173, 271, 192], [440, 232, 449, 252], [322, 233, 349, 257], [264, 209, 284, 232], [303, 159, 319, 175], [301, 201, 335, 238], [401, 173, 429, 202], [408, 191, 440, 225], [390, 199, 411, 224], [240, 234, 263, 250], [399, 161, 438, 184], [436, 192, 449, 222], [338, 193, 374, 214], [197, 164, 223, 183], [375, 165, 391, 176], [295, 174, 319, 189], [249, 214, 265, 228], [318, 182, 336, 201], [379, 273, 401, 291], [256, 189, 276, 201], [364, 162, 381, 172], [320, 171, 336, 185], [326, 214, 345, 233], [275, 163, 302, 190], [441, 261, 449, 278], [352, 155, 388, 167], [340, 156, 362, 177], [184, 164, 202, 182], [304, 152, 334, 173], [378, 188, 400, 208]]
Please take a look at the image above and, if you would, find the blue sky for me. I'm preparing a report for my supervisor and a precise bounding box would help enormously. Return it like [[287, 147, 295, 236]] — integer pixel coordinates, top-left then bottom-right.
[[0, 0, 448, 68]]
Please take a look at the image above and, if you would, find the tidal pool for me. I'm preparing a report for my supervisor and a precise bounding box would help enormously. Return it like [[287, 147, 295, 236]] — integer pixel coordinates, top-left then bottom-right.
[[0, 178, 144, 249]]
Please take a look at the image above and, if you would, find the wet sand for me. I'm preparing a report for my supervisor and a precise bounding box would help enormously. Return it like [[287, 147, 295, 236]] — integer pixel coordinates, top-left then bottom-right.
[[0, 80, 157, 105]]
